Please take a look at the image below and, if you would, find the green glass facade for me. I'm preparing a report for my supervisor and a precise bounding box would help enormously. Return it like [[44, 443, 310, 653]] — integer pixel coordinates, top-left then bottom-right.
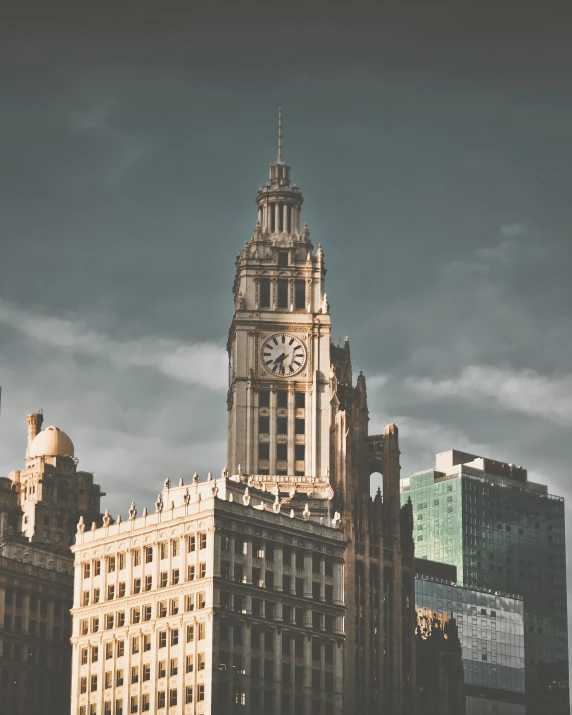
[[402, 457, 569, 714]]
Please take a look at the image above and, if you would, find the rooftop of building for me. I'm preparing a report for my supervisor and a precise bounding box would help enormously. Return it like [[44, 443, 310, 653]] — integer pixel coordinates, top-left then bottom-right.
[[401, 448, 563, 502], [72, 472, 345, 550]]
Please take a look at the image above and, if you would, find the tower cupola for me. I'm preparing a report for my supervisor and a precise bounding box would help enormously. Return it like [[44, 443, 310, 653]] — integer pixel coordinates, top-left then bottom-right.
[[255, 108, 304, 236]]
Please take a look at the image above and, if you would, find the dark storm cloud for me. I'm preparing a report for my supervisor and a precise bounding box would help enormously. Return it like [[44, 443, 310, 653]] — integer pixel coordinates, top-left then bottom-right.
[[1, 0, 571, 661]]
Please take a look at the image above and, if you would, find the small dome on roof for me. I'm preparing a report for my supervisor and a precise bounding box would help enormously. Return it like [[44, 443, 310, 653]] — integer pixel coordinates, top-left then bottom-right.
[[28, 426, 74, 459]]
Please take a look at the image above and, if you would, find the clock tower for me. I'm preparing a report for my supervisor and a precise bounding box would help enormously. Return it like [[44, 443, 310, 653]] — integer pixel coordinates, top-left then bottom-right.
[[227, 109, 332, 482]]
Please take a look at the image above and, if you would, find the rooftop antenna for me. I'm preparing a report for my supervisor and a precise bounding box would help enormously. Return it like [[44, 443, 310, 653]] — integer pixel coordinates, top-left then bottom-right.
[[277, 106, 283, 163]]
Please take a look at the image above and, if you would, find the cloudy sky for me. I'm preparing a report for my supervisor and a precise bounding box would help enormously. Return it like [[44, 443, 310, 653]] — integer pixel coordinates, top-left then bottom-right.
[[1, 0, 571, 597]]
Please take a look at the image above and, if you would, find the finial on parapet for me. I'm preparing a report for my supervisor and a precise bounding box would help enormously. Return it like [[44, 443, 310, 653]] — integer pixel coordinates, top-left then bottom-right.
[[207, 472, 213, 482], [76, 516, 85, 534], [277, 106, 283, 163], [193, 472, 200, 484], [243, 487, 251, 506], [302, 503, 311, 520], [142, 507, 148, 517], [178, 477, 184, 487], [129, 502, 137, 520], [102, 509, 111, 527], [184, 488, 190, 505], [332, 511, 341, 527], [273, 495, 281, 513], [116, 514, 122, 524], [222, 467, 229, 479], [155, 495, 163, 513], [164, 478, 171, 489]]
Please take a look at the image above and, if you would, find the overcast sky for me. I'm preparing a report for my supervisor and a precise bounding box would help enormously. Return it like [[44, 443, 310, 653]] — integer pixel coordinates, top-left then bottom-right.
[[1, 0, 571, 634]]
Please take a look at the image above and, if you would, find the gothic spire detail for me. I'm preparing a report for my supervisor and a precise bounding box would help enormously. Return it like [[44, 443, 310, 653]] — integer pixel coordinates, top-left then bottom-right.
[[277, 106, 283, 163]]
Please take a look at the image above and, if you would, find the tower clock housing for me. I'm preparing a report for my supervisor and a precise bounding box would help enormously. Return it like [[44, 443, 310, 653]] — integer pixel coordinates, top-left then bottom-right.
[[227, 111, 331, 479]]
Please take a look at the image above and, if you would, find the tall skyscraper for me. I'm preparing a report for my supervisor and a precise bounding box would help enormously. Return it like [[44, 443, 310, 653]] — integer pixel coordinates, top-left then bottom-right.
[[0, 414, 103, 715], [69, 111, 417, 715], [401, 449, 569, 714]]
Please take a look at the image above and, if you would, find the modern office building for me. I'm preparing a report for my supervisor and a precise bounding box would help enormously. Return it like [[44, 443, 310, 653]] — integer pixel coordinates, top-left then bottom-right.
[[415, 559, 525, 714], [70, 475, 346, 715], [402, 449, 569, 714], [0, 413, 103, 715]]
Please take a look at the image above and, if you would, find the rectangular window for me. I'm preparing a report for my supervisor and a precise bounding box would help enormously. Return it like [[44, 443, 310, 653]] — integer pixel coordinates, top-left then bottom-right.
[[260, 278, 271, 308], [160, 572, 168, 588], [277, 418, 288, 435], [133, 578, 141, 595], [277, 279, 288, 308], [186, 655, 194, 673], [117, 640, 124, 658], [141, 694, 150, 713], [131, 607, 141, 624], [259, 443, 270, 460], [143, 605, 151, 622], [159, 631, 167, 648], [82, 591, 90, 606], [199, 532, 207, 550], [91, 617, 100, 633], [81, 647, 88, 665], [132, 636, 139, 654], [105, 671, 112, 689], [115, 699, 123, 715], [188, 565, 195, 581], [119, 553, 126, 570], [158, 661, 166, 678], [80, 619, 89, 635], [160, 542, 168, 559], [80, 677, 87, 694], [277, 444, 288, 461], [198, 684, 205, 702], [142, 664, 150, 682], [199, 562, 207, 579], [130, 696, 138, 714], [259, 416, 270, 433], [94, 560, 101, 576], [91, 674, 98, 692], [172, 568, 179, 585], [169, 598, 179, 615], [105, 613, 114, 630], [118, 582, 126, 598], [198, 622, 206, 640], [188, 535, 196, 552], [131, 666, 139, 684], [295, 280, 305, 310], [186, 686, 193, 704], [133, 550, 141, 566], [197, 592, 206, 609], [295, 418, 305, 435], [198, 653, 205, 671], [158, 601, 167, 618], [259, 389, 270, 407], [108, 556, 116, 573], [169, 689, 177, 707], [143, 634, 151, 652], [93, 588, 100, 603], [144, 575, 152, 592], [187, 624, 195, 642], [170, 658, 178, 676], [157, 692, 166, 709], [145, 547, 153, 563], [295, 444, 305, 461], [185, 594, 195, 612], [92, 645, 99, 662], [171, 629, 179, 646], [83, 562, 91, 578], [116, 611, 125, 627]]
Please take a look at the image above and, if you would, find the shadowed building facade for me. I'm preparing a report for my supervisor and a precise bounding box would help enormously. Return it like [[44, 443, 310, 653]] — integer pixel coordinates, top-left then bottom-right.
[[0, 414, 102, 715]]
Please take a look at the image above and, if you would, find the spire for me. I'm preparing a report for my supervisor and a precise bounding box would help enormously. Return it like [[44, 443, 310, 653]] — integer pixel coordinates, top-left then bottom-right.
[[277, 106, 283, 163]]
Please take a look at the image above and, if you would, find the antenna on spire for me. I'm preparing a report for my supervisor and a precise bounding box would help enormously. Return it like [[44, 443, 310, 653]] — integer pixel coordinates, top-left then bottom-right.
[[277, 106, 283, 163]]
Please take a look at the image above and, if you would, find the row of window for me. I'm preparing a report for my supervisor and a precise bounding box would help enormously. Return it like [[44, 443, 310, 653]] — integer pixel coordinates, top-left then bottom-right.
[[259, 443, 305, 461], [82, 534, 208, 578], [259, 278, 305, 310], [258, 390, 306, 409], [79, 592, 206, 635], [79, 686, 204, 715], [258, 416, 305, 435], [81, 563, 207, 606]]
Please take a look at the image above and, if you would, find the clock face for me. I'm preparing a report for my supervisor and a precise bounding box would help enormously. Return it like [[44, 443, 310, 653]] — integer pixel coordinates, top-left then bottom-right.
[[261, 334, 306, 377]]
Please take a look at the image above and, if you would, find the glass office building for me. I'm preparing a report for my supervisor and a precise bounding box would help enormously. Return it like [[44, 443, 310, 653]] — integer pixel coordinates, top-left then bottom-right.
[[416, 567, 525, 714], [402, 450, 569, 714]]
